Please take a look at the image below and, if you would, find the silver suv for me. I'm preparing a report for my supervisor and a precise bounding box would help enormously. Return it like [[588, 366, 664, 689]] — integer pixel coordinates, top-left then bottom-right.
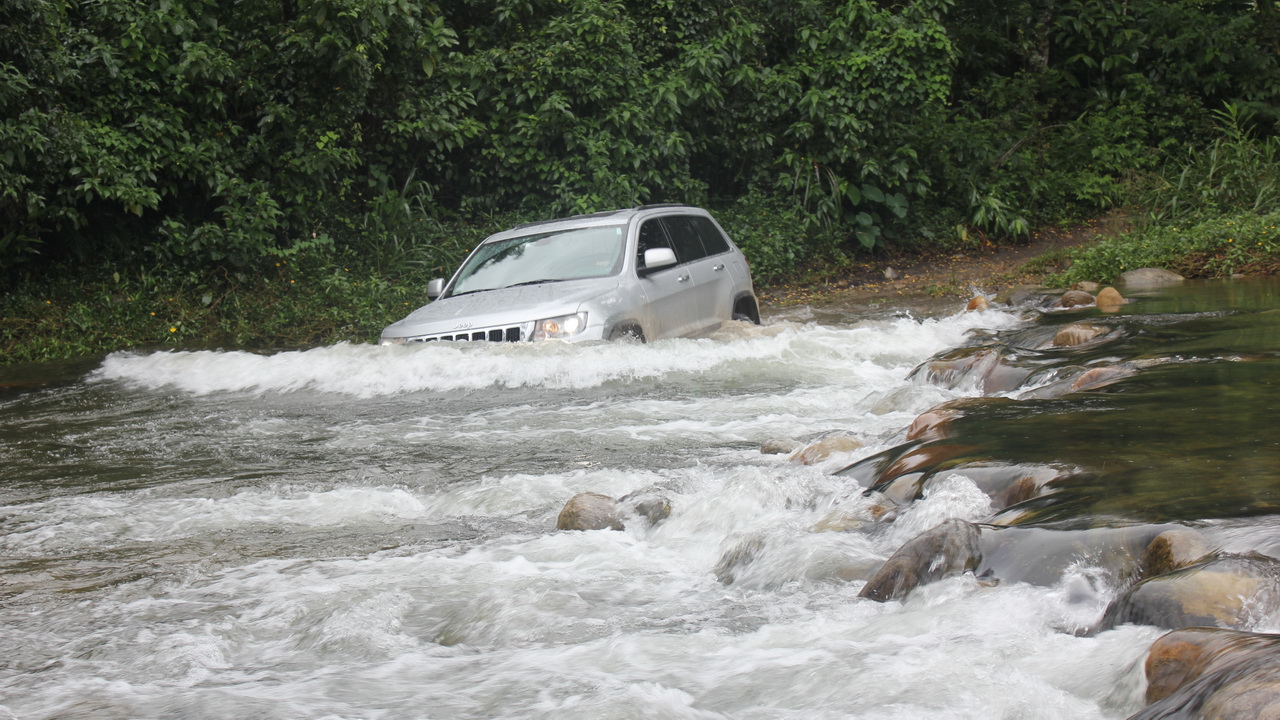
[[379, 205, 759, 344]]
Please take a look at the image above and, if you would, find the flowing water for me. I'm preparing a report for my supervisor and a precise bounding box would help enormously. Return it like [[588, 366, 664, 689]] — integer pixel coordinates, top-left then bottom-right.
[[1, 278, 1278, 719]]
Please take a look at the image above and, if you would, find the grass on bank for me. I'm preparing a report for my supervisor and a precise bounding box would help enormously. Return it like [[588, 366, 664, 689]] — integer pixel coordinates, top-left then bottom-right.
[[1049, 209, 1280, 286]]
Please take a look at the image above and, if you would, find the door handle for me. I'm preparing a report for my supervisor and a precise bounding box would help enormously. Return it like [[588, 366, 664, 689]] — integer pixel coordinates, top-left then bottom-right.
[[677, 274, 691, 282], [712, 264, 725, 271]]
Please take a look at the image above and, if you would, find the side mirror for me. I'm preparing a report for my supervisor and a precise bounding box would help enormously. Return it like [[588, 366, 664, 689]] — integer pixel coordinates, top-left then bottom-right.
[[426, 278, 445, 299], [641, 247, 677, 275]]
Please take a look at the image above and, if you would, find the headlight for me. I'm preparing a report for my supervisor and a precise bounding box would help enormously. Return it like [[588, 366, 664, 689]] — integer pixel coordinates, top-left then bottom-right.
[[533, 312, 588, 340], [380, 336, 407, 346]]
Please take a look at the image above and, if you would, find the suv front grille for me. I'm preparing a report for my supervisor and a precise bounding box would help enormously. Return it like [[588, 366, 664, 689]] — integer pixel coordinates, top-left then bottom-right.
[[407, 324, 529, 343]]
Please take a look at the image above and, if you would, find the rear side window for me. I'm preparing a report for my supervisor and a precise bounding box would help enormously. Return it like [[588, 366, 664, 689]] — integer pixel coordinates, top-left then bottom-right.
[[687, 216, 731, 255], [662, 216, 708, 263]]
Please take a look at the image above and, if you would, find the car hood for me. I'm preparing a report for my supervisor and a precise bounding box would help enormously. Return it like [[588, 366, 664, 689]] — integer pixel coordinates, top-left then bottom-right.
[[382, 278, 619, 337]]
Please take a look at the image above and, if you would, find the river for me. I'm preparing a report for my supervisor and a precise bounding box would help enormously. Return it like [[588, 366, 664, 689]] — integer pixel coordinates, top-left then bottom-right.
[[1, 278, 1277, 719]]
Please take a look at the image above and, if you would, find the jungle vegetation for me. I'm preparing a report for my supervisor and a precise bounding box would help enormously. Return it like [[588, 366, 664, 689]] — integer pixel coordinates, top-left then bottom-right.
[[4, 0, 1280, 361]]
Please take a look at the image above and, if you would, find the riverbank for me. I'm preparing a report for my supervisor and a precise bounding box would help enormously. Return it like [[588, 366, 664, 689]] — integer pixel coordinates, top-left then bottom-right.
[[7, 207, 1280, 366], [759, 214, 1129, 312]]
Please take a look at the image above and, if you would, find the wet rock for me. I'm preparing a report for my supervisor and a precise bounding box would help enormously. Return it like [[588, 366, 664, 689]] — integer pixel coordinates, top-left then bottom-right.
[[976, 524, 1166, 587], [905, 400, 971, 442], [790, 433, 864, 465], [760, 437, 801, 455], [869, 443, 978, 496], [1016, 364, 1136, 399], [911, 346, 1035, 394], [994, 285, 1051, 306], [1098, 553, 1280, 632], [966, 295, 990, 312], [813, 493, 898, 532], [1069, 365, 1135, 391], [1059, 289, 1096, 308], [1052, 323, 1108, 347], [1119, 267, 1185, 289], [714, 536, 765, 584], [1096, 286, 1125, 311], [937, 462, 1066, 512], [618, 487, 672, 526], [859, 519, 983, 602], [1134, 627, 1280, 719], [1138, 528, 1212, 581], [1073, 281, 1101, 293], [556, 492, 625, 531]]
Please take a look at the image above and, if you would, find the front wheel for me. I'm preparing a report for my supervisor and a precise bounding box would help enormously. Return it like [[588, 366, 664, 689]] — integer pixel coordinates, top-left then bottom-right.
[[608, 325, 646, 343]]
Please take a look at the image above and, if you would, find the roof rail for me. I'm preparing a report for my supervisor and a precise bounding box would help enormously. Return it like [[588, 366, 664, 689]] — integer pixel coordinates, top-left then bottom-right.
[[512, 209, 628, 231]]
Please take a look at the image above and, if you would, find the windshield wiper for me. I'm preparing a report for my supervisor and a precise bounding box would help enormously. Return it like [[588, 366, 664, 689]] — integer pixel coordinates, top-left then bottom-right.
[[504, 279, 564, 289], [447, 287, 501, 298]]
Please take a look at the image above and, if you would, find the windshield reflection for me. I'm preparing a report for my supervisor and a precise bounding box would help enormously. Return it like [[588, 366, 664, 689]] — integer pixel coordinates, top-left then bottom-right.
[[450, 225, 626, 296]]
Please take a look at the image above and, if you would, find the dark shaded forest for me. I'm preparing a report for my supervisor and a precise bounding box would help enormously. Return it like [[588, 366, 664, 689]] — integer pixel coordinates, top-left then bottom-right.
[[4, 1, 1280, 362]]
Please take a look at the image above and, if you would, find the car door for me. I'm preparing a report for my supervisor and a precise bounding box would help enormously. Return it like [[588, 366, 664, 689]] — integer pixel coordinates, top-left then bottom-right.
[[634, 217, 703, 339], [662, 214, 735, 333]]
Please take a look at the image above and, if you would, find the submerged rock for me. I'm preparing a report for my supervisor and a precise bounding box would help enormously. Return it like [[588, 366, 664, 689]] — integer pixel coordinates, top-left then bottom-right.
[[1016, 364, 1136, 399], [994, 285, 1052, 306], [618, 487, 672, 526], [859, 519, 983, 602], [813, 493, 898, 532], [904, 399, 974, 442], [760, 437, 801, 455], [1119, 267, 1185, 289], [1099, 553, 1280, 632], [714, 536, 764, 584], [1052, 323, 1108, 347], [791, 433, 864, 465], [1134, 627, 1280, 719], [910, 346, 1035, 394], [556, 492, 625, 531], [1138, 527, 1212, 581]]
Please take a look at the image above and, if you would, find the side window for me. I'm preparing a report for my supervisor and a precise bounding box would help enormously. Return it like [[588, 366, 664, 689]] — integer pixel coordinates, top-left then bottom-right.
[[689, 216, 731, 256], [637, 219, 671, 271], [662, 216, 709, 263]]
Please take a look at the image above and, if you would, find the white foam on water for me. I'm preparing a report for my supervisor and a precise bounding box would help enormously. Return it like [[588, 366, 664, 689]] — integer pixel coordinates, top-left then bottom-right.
[[90, 311, 1020, 398], [1, 304, 1165, 718]]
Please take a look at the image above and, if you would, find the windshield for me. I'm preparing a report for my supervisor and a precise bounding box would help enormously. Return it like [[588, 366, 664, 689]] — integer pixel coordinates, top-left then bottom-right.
[[449, 225, 627, 296]]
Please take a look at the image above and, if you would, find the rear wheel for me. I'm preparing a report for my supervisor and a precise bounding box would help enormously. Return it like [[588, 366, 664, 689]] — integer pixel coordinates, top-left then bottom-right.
[[732, 298, 761, 325]]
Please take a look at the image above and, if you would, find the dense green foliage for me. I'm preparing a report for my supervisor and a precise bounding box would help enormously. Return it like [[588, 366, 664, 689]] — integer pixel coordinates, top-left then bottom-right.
[[7, 0, 1280, 272], [5, 0, 1280, 362], [1053, 110, 1280, 284]]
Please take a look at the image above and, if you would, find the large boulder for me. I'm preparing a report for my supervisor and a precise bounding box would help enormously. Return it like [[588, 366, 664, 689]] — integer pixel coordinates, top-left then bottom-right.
[[1118, 268, 1185, 289], [556, 492, 625, 531], [1098, 553, 1280, 632], [1133, 627, 1280, 719], [859, 519, 983, 602]]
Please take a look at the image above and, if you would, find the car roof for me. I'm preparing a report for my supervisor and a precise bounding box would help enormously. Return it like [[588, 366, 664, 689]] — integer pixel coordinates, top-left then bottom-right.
[[486, 204, 707, 242]]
